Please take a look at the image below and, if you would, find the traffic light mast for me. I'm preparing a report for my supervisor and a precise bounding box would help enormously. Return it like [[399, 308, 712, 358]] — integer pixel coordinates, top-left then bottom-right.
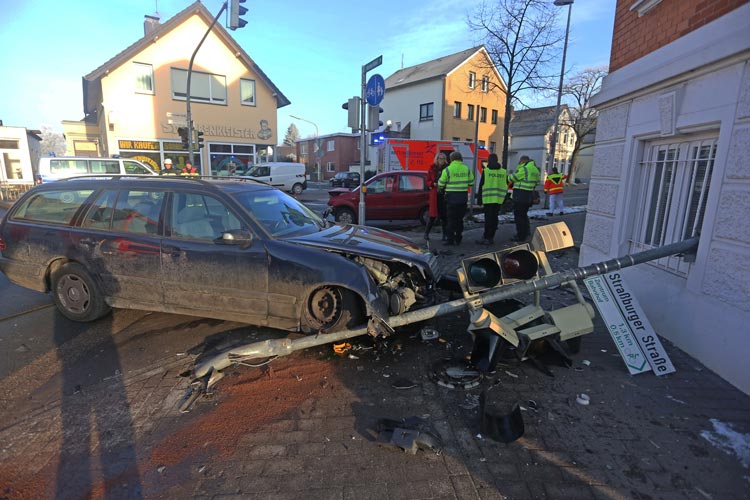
[[185, 1, 247, 167]]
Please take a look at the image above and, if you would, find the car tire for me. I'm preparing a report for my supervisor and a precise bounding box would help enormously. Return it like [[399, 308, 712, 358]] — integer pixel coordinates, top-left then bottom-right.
[[291, 183, 304, 195], [51, 262, 111, 322], [418, 206, 429, 226], [335, 207, 357, 225], [301, 286, 363, 333]]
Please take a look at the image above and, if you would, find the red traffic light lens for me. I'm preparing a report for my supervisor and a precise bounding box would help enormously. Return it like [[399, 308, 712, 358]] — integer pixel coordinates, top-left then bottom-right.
[[500, 250, 538, 280]]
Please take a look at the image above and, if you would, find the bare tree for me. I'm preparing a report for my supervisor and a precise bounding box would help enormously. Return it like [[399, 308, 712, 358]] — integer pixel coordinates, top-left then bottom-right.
[[468, 0, 566, 167], [562, 66, 607, 183], [283, 123, 301, 147], [39, 125, 66, 156]]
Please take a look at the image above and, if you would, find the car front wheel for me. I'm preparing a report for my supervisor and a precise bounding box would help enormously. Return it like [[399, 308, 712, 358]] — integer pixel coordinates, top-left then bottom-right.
[[291, 183, 304, 195], [51, 262, 111, 322], [335, 207, 357, 225], [301, 286, 363, 333]]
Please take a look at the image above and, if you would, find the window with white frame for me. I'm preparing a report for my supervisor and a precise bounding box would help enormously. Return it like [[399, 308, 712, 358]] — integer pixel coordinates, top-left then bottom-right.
[[300, 143, 308, 154], [327, 140, 335, 152], [327, 162, 336, 172], [240, 78, 255, 106], [134, 62, 154, 94], [454, 101, 462, 119], [490, 141, 496, 153], [419, 102, 434, 122], [468, 72, 476, 89], [467, 104, 474, 121], [631, 135, 717, 276], [171, 68, 227, 104], [482, 76, 489, 92]]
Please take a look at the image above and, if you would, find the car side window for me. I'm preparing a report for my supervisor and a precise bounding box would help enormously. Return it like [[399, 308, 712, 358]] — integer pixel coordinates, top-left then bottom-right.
[[123, 161, 150, 174], [81, 190, 118, 230], [367, 176, 395, 194], [110, 190, 164, 235], [90, 160, 120, 174], [12, 189, 94, 224], [399, 175, 426, 192], [170, 192, 241, 241]]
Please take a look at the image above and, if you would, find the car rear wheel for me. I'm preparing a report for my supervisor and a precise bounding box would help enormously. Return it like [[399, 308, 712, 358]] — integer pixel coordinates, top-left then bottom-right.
[[418, 207, 429, 226], [335, 207, 357, 225], [51, 262, 111, 322], [291, 183, 304, 195], [302, 286, 363, 333]]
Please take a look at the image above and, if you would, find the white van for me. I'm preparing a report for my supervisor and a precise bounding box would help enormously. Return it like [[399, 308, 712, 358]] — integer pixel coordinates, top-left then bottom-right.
[[240, 162, 307, 195], [36, 156, 157, 183]]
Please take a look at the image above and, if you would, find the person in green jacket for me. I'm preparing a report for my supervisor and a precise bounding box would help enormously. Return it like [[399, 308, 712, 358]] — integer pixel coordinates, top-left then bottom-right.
[[475, 153, 507, 245], [508, 155, 540, 242], [437, 151, 474, 246]]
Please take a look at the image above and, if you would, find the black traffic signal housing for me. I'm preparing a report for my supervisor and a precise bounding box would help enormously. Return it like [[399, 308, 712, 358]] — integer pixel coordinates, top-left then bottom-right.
[[461, 244, 539, 294], [178, 127, 189, 149], [342, 97, 360, 131], [194, 129, 205, 150], [229, 0, 248, 30], [368, 105, 383, 132]]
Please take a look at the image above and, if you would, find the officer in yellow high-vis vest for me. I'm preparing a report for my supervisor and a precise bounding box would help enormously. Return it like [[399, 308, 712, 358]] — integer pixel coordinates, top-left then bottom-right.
[[475, 153, 507, 245], [508, 155, 540, 242], [437, 151, 474, 246]]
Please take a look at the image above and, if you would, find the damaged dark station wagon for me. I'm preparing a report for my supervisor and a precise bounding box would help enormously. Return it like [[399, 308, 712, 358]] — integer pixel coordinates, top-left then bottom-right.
[[0, 176, 440, 335]]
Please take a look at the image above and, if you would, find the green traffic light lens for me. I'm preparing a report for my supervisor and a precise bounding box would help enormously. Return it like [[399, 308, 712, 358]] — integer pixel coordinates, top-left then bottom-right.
[[468, 258, 502, 288]]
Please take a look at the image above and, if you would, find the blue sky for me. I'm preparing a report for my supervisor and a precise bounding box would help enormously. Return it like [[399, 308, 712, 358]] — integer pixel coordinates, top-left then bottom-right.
[[0, 0, 615, 140]]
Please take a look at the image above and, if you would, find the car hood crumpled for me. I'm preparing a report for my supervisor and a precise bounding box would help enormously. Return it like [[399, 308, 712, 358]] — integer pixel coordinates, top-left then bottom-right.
[[286, 224, 438, 278]]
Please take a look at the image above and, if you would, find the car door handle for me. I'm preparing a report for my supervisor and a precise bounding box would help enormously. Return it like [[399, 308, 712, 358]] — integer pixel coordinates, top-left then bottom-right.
[[163, 245, 185, 258], [79, 238, 100, 247]]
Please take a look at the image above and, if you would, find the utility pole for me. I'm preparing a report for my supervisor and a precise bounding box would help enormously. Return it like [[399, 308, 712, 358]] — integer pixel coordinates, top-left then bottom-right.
[[185, 2, 227, 170]]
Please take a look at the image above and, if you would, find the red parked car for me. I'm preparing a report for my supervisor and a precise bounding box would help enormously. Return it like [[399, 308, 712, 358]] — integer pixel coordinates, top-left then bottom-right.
[[326, 171, 430, 225]]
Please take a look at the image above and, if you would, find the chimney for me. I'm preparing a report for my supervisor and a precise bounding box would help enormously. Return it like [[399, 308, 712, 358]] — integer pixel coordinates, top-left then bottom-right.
[[144, 14, 160, 36]]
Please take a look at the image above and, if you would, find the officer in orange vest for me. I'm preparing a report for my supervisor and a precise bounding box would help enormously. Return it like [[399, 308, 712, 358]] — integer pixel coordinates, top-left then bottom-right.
[[544, 167, 568, 216]]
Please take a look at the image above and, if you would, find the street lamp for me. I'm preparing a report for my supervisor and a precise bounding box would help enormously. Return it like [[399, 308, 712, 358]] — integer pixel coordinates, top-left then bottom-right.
[[289, 114, 320, 180], [548, 0, 573, 175]]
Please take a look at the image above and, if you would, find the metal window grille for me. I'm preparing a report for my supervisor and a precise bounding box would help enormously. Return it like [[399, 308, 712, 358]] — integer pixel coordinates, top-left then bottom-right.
[[631, 135, 717, 276]]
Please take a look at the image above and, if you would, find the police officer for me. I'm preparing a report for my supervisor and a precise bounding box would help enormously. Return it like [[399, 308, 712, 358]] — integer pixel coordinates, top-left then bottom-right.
[[475, 153, 507, 245], [508, 155, 540, 242], [438, 151, 474, 246]]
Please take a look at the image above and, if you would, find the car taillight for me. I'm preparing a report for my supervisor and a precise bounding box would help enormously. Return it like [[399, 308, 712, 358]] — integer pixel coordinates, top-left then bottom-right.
[[0, 236, 5, 251], [35, 174, 43, 185]]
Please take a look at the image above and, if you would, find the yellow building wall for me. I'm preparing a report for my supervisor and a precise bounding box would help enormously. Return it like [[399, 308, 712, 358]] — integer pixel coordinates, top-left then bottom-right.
[[442, 51, 505, 154], [96, 14, 278, 170]]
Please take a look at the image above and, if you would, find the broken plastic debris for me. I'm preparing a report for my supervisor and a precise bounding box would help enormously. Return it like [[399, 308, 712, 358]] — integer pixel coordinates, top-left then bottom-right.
[[333, 342, 352, 354], [348, 354, 359, 360], [576, 393, 590, 405], [420, 327, 439, 341], [504, 370, 519, 379], [582, 360, 591, 366], [392, 377, 417, 390]]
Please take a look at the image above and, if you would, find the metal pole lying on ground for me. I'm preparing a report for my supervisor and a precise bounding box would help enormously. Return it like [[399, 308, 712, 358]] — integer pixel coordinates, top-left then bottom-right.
[[192, 236, 699, 380]]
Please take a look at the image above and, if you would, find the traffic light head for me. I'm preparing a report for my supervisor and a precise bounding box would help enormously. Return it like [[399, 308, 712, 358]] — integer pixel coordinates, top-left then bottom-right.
[[229, 0, 248, 30], [461, 244, 539, 293], [368, 105, 383, 132], [178, 127, 189, 149], [342, 97, 360, 131], [194, 129, 205, 149]]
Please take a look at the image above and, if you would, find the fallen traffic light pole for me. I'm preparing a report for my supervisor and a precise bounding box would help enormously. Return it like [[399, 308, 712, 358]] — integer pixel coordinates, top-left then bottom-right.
[[180, 222, 699, 412]]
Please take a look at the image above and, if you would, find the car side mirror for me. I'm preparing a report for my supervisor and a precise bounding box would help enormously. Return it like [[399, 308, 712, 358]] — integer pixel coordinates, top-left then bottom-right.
[[221, 229, 253, 249]]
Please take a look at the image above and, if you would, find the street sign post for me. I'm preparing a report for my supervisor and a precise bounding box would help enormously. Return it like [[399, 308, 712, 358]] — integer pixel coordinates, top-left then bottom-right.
[[359, 55, 383, 225]]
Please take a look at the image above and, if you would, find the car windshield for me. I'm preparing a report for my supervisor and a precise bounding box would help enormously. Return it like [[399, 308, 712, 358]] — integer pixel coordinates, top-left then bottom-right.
[[232, 188, 327, 237]]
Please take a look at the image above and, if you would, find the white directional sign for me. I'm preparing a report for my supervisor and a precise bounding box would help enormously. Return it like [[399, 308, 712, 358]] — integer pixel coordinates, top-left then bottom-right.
[[585, 274, 675, 376], [585, 276, 650, 375]]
